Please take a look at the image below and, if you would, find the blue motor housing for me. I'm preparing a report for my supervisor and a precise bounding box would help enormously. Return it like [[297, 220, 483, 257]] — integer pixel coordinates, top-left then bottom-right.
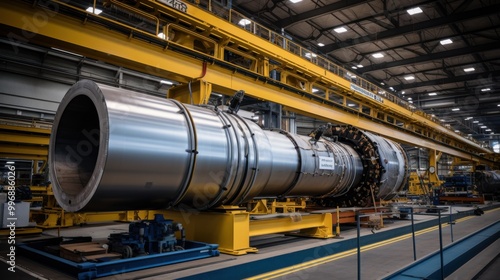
[[108, 214, 186, 258]]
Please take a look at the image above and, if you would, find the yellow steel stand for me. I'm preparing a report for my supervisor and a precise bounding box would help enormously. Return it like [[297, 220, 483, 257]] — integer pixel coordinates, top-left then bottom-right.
[[163, 207, 333, 255]]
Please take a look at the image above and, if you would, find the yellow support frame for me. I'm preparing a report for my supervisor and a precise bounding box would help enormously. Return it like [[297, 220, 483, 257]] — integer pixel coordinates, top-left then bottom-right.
[[163, 209, 333, 255]]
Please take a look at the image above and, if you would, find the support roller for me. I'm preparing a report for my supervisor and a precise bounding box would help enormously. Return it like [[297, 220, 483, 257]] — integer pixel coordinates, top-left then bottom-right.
[[49, 80, 408, 212]]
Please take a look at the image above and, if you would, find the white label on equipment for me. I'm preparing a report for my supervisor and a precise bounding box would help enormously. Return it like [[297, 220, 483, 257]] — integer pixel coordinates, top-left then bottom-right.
[[319, 156, 335, 170]]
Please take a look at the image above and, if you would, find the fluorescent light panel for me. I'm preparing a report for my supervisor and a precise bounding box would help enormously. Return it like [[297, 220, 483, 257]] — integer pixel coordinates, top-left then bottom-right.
[[6, 161, 15, 164], [428, 92, 437, 96], [290, 0, 302, 3], [440, 39, 453, 45], [86, 7, 103, 15], [404, 76, 415, 80], [451, 108, 460, 111], [407, 7, 423, 15], [481, 88, 491, 92], [238, 19, 251, 26], [317, 43, 325, 47], [464, 67, 475, 72], [372, 53, 384, 58], [334, 27, 348, 33]]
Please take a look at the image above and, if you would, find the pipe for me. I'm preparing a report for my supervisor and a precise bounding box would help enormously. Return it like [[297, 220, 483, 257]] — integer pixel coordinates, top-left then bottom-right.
[[49, 80, 408, 212]]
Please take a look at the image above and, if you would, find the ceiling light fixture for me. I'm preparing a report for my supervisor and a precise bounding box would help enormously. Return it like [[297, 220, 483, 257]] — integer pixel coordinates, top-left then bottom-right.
[[312, 88, 319, 93], [428, 92, 437, 96], [486, 129, 492, 131], [160, 80, 174, 85], [481, 88, 491, 92], [451, 108, 460, 111], [454, 130, 460, 133], [404, 76, 415, 80], [317, 43, 325, 47], [440, 39, 453, 45], [334, 27, 348, 33], [473, 121, 479, 123], [402, 91, 405, 94], [352, 66, 358, 69], [6, 161, 15, 164], [464, 67, 475, 72], [238, 19, 251, 26], [86, 7, 103, 15], [157, 32, 166, 39], [480, 126, 487, 128], [407, 7, 423, 15], [290, 0, 303, 3], [357, 64, 363, 68], [372, 53, 384, 58]]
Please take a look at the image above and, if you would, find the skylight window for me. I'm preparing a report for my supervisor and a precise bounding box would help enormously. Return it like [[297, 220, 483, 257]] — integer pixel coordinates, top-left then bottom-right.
[[238, 19, 251, 26], [428, 92, 437, 96], [334, 27, 348, 33], [86, 7, 103, 15], [404, 76, 415, 81], [407, 7, 423, 15], [440, 39, 453, 45], [372, 53, 384, 58], [464, 67, 475, 72]]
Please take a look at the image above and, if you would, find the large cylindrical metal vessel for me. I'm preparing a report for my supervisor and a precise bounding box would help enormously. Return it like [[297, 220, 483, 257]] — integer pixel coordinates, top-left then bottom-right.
[[50, 80, 408, 212]]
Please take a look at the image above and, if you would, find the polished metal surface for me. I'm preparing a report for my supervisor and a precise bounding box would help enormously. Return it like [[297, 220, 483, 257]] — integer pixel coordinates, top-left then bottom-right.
[[50, 80, 408, 212]]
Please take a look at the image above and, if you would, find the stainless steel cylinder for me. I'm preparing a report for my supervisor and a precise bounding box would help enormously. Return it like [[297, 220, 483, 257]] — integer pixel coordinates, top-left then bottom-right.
[[50, 80, 406, 212]]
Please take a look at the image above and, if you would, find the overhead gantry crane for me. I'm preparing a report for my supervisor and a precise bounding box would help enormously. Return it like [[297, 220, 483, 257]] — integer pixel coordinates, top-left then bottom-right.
[[0, 0, 497, 168]]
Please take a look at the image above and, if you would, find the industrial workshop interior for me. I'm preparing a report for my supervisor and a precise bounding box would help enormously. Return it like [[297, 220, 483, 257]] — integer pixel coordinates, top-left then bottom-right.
[[0, 0, 499, 279]]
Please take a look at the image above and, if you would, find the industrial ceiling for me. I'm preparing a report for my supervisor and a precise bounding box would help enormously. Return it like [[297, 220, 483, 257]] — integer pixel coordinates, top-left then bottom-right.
[[232, 0, 500, 142]]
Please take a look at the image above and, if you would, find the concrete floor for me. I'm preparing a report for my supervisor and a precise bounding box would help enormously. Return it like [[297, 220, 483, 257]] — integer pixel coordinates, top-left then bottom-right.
[[0, 204, 498, 279]]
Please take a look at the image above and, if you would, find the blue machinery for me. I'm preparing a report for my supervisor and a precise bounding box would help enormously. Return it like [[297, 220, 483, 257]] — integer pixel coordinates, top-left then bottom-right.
[[108, 214, 186, 258], [17, 214, 219, 280]]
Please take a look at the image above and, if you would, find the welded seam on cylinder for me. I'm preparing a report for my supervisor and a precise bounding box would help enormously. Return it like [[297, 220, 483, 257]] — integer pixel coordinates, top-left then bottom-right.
[[169, 99, 199, 207], [228, 113, 260, 205], [217, 112, 248, 205]]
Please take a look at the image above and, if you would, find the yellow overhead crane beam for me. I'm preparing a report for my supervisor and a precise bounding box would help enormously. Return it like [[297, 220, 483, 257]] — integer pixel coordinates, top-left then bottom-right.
[[0, 124, 50, 161], [0, 1, 496, 166]]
